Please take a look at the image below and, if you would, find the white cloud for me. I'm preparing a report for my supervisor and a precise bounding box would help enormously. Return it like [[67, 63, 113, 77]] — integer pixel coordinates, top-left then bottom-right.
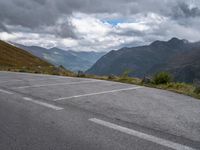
[[1, 10, 200, 52], [1, 0, 200, 53], [61, 38, 78, 47], [0, 32, 17, 41], [66, 13, 154, 51], [71, 13, 112, 37], [116, 23, 150, 32]]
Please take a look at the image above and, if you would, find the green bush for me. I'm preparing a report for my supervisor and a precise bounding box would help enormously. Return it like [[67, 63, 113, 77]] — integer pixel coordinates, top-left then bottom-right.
[[153, 72, 172, 85], [194, 86, 200, 94], [108, 74, 116, 80]]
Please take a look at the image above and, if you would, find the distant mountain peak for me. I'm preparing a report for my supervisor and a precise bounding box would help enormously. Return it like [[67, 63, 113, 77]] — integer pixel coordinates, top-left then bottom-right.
[[150, 37, 189, 48], [150, 40, 163, 46], [167, 37, 189, 44], [168, 37, 181, 42]]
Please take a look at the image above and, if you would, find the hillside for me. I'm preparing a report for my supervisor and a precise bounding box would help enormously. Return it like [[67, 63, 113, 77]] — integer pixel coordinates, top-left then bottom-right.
[[86, 38, 200, 83], [13, 43, 105, 72], [0, 40, 72, 75], [166, 48, 200, 82]]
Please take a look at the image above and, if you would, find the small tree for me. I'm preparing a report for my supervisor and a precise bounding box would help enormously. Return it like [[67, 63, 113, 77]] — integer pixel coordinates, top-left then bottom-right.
[[153, 72, 172, 85]]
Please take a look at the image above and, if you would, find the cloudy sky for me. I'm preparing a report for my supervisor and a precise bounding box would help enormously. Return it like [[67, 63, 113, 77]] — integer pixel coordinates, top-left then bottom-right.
[[0, 0, 200, 51]]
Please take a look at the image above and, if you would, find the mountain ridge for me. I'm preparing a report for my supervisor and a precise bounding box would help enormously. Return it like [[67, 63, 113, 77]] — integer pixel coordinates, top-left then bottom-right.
[[13, 43, 105, 72], [86, 38, 200, 82]]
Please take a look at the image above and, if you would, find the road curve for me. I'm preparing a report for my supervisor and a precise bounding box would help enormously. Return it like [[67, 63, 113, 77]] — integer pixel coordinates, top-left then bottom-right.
[[0, 71, 200, 150]]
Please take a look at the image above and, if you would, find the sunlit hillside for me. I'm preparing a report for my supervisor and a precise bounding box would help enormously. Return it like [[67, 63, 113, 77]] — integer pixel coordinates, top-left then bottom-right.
[[0, 40, 73, 76]]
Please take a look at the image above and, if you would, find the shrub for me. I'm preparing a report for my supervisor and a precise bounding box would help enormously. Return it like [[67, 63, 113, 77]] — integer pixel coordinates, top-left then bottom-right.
[[19, 69, 27, 72], [108, 74, 116, 80], [194, 86, 200, 94], [34, 71, 41, 74], [141, 76, 152, 84], [77, 71, 86, 77], [153, 72, 172, 85], [193, 79, 200, 94]]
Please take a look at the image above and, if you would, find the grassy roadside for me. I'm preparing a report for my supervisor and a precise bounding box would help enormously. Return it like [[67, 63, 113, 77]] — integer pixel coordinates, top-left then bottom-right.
[[0, 67, 75, 77], [1, 69, 199, 100], [79, 74, 200, 100], [145, 83, 200, 100]]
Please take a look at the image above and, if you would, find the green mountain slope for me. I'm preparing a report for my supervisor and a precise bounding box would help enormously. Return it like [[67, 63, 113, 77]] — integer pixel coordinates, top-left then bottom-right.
[[0, 40, 73, 75], [166, 48, 200, 82]]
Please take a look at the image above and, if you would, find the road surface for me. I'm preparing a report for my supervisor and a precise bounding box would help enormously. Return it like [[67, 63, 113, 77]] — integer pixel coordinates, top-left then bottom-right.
[[0, 71, 199, 150]]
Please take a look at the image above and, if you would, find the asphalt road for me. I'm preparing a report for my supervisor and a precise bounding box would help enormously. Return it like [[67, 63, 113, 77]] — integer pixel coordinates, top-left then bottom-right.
[[0, 71, 200, 150]]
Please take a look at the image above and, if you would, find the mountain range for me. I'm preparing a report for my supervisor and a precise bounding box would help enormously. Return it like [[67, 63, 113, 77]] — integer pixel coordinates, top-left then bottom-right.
[[87, 38, 200, 83], [13, 43, 105, 72]]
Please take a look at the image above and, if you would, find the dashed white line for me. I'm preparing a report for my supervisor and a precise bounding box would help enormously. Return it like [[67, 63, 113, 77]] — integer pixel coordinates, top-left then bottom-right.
[[0, 89, 13, 94], [0, 77, 79, 83], [14, 80, 101, 89], [23, 97, 63, 110], [20, 77, 73, 81], [89, 118, 195, 150], [0, 79, 23, 83], [54, 86, 142, 101]]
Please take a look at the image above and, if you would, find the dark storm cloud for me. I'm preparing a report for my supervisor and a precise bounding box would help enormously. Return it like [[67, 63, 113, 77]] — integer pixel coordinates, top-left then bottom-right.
[[0, 23, 8, 32], [0, 0, 90, 38], [173, 2, 200, 18], [0, 0, 166, 29], [0, 0, 58, 29], [32, 0, 47, 5], [52, 21, 77, 39], [0, 0, 197, 30]]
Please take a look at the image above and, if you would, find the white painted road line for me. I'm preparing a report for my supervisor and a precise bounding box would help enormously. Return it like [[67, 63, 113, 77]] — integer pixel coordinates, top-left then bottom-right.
[[14, 80, 100, 89], [0, 89, 13, 95], [0, 79, 23, 83], [54, 86, 142, 101], [89, 118, 195, 150], [23, 97, 64, 110], [21, 77, 73, 81], [0, 77, 80, 83]]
